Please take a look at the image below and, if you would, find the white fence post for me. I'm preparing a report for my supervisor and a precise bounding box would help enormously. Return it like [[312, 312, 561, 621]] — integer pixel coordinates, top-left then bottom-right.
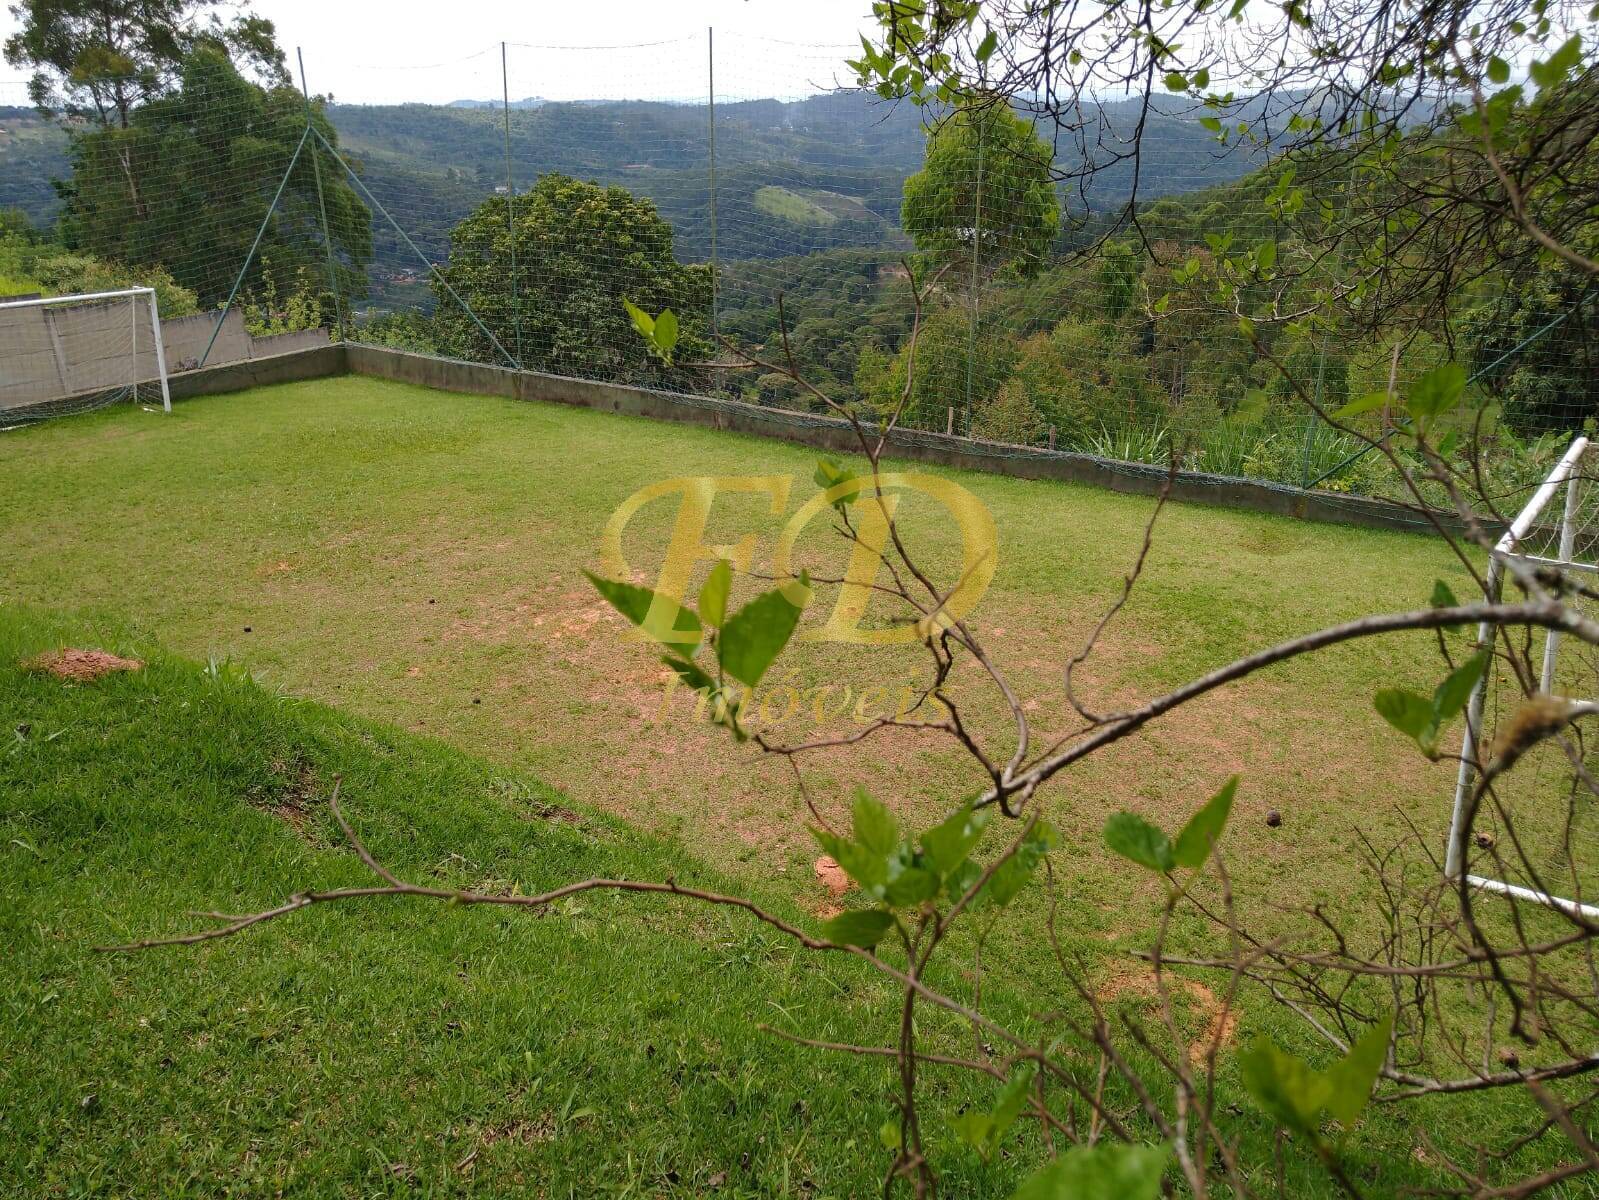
[[145, 288, 173, 413]]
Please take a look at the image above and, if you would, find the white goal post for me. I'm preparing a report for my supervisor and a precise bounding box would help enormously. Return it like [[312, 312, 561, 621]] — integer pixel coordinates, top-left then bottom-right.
[[0, 286, 173, 415], [1446, 435, 1599, 921]]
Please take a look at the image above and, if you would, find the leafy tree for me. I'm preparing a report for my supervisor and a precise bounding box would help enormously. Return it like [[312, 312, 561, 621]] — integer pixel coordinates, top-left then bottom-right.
[[4, 0, 286, 127], [862, 306, 1017, 430], [57, 48, 369, 311], [431, 175, 711, 384], [901, 101, 1059, 277]]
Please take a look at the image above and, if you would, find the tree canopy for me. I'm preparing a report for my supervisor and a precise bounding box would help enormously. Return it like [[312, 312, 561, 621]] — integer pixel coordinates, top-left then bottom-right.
[[4, 0, 286, 127], [901, 102, 1059, 277], [431, 174, 711, 384], [56, 47, 369, 312]]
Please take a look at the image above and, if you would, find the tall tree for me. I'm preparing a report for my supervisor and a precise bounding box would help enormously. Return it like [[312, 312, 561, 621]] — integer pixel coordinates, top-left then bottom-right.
[[5, 0, 287, 128], [58, 48, 369, 311], [901, 102, 1059, 278], [431, 174, 711, 384]]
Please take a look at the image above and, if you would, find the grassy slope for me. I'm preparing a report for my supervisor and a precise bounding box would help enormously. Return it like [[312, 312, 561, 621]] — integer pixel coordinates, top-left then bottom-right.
[[0, 608, 982, 1197], [0, 369, 1584, 1191]]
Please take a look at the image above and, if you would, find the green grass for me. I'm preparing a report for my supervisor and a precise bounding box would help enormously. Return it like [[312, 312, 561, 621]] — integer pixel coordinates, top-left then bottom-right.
[[2, 605, 1581, 1198], [0, 376, 1590, 1194], [754, 186, 838, 226]]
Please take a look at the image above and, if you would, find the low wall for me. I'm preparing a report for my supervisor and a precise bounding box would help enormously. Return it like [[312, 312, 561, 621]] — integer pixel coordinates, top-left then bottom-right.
[[343, 343, 1456, 537]]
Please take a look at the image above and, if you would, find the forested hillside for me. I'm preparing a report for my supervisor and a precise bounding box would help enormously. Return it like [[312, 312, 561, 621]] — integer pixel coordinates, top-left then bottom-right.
[[2, 91, 1260, 309]]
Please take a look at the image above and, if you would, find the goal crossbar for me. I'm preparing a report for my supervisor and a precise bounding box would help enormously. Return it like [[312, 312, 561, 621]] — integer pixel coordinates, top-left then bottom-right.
[[1446, 434, 1599, 920], [0, 287, 173, 413]]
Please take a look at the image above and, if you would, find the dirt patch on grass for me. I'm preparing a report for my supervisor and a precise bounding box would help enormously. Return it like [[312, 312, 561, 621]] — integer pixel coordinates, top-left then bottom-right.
[[250, 756, 321, 835], [1097, 961, 1239, 1067], [22, 648, 143, 682]]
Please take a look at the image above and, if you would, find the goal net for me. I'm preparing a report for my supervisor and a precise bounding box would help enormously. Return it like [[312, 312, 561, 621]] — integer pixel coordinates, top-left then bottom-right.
[[0, 288, 173, 427], [1447, 435, 1599, 920]]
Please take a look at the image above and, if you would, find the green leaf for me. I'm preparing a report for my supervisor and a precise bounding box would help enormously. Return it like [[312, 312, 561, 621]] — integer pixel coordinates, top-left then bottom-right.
[[1429, 579, 1459, 608], [698, 559, 732, 629], [921, 801, 991, 877], [1010, 1142, 1171, 1200], [1104, 812, 1176, 873], [986, 821, 1058, 906], [1331, 390, 1391, 420], [622, 298, 654, 337], [1433, 651, 1489, 721], [1487, 55, 1510, 84], [1405, 363, 1467, 420], [819, 908, 895, 947], [812, 827, 889, 895], [1172, 776, 1237, 869], [942, 858, 982, 901], [718, 585, 806, 687], [852, 788, 899, 857], [1322, 1012, 1393, 1127], [1373, 688, 1439, 754], [1529, 34, 1582, 90], [1238, 1037, 1332, 1136], [584, 571, 701, 649], [813, 457, 859, 508], [879, 1119, 902, 1151], [884, 865, 940, 907], [1255, 239, 1278, 271], [975, 29, 998, 60], [1163, 71, 1188, 91], [955, 1066, 1035, 1160], [1199, 115, 1223, 133], [653, 308, 679, 354]]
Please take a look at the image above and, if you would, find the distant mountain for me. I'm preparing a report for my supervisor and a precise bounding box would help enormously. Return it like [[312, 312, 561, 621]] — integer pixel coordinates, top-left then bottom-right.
[[0, 90, 1267, 310], [448, 97, 547, 109]]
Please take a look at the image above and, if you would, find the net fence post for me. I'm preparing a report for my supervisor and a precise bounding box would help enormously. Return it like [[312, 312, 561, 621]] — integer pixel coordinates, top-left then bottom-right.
[[200, 127, 310, 368], [297, 48, 344, 343], [502, 42, 522, 366], [963, 113, 984, 438], [145, 288, 172, 412], [707, 27, 719, 341], [1445, 554, 1501, 880]]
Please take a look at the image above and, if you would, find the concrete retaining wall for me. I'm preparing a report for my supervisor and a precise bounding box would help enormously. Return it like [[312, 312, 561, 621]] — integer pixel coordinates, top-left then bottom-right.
[[343, 343, 1456, 537]]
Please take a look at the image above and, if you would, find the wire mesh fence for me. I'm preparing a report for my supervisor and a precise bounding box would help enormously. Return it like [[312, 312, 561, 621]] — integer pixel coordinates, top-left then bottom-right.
[[1, 33, 1593, 507]]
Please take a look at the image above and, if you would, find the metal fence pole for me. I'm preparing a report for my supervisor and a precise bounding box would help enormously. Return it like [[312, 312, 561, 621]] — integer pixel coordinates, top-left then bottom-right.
[[963, 115, 984, 437], [707, 27, 719, 340], [200, 126, 309, 367], [502, 42, 522, 365], [298, 49, 344, 341]]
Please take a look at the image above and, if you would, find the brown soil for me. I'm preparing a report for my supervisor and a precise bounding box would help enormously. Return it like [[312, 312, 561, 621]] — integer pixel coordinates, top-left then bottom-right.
[[1097, 961, 1240, 1067], [23, 648, 143, 682]]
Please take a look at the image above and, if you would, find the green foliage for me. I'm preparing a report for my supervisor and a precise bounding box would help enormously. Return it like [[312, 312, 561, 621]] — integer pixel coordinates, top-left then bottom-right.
[[433, 175, 710, 381], [901, 102, 1060, 276], [4, 0, 288, 126], [1372, 652, 1489, 758], [1105, 777, 1239, 874], [1239, 1012, 1394, 1141], [58, 48, 369, 310], [717, 584, 808, 688], [951, 1066, 1033, 1160], [0, 226, 198, 314], [1008, 1142, 1171, 1199]]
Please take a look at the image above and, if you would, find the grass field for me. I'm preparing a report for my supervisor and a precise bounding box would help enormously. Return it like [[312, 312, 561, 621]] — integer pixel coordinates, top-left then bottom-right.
[[1, 376, 1588, 1195]]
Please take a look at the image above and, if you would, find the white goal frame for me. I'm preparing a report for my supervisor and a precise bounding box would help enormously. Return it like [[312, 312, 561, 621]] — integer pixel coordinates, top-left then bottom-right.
[[0, 286, 173, 413], [1447, 434, 1599, 920]]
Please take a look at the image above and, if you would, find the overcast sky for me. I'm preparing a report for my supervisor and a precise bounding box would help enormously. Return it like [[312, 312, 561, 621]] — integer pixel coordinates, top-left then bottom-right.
[[0, 1, 878, 104]]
